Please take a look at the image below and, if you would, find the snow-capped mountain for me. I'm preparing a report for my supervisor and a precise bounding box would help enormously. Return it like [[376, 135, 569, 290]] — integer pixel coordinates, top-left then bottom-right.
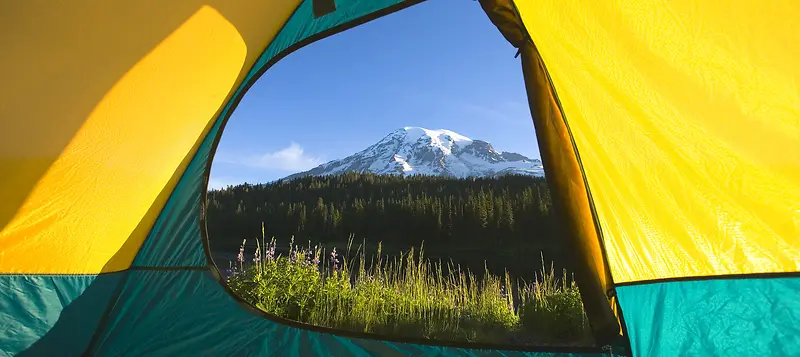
[[282, 127, 544, 180]]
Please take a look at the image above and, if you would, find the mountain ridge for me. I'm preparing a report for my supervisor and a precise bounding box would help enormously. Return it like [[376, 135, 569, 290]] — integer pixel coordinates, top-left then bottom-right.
[[282, 127, 544, 181]]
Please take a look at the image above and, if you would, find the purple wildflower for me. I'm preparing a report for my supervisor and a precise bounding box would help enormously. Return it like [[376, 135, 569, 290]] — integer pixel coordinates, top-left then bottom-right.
[[266, 245, 275, 261], [237, 239, 246, 264], [331, 247, 339, 272], [236, 239, 246, 273], [312, 255, 320, 266], [253, 243, 261, 265]]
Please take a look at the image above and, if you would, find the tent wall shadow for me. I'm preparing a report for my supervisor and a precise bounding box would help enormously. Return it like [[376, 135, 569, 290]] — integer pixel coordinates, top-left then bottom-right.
[[7, 274, 125, 357], [4, 98, 225, 355]]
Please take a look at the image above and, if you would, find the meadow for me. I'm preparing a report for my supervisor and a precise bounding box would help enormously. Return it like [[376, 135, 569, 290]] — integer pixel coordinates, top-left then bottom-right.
[[225, 233, 593, 346]]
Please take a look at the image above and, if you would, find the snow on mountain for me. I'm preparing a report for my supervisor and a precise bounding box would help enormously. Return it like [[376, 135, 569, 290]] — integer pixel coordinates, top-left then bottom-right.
[[282, 127, 544, 180]]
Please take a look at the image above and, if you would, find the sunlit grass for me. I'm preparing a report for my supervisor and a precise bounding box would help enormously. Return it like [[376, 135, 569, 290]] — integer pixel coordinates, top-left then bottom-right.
[[226, 233, 592, 345]]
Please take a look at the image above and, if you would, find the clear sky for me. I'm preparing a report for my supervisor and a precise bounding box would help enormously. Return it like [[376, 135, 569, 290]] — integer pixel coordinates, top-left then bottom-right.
[[209, 0, 540, 189]]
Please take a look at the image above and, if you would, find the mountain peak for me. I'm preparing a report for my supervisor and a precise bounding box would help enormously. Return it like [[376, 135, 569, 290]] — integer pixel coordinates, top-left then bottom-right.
[[282, 127, 543, 180], [399, 126, 473, 143]]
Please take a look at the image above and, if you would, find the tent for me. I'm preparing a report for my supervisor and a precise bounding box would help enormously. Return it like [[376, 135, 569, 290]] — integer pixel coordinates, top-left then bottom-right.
[[1, 0, 797, 355]]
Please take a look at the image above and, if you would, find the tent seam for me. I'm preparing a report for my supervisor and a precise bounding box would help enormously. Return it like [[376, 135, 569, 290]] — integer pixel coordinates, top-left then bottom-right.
[[614, 271, 800, 287]]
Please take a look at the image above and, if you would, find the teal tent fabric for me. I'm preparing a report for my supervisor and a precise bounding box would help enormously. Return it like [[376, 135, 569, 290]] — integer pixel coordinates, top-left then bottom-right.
[[616, 277, 800, 357], [0, 274, 124, 356], [88, 270, 619, 356]]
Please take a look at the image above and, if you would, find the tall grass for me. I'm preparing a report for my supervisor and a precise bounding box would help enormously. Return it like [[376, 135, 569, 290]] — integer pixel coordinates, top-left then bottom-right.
[[226, 233, 592, 346]]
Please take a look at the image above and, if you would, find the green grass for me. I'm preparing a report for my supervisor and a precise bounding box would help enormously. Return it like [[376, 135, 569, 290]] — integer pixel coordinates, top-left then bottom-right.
[[226, 235, 593, 346]]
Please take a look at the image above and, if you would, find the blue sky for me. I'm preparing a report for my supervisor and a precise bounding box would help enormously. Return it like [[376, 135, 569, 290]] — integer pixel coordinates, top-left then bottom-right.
[[209, 0, 540, 189]]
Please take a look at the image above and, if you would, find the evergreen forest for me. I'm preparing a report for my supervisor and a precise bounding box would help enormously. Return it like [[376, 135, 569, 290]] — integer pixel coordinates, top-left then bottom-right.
[[206, 173, 568, 278]]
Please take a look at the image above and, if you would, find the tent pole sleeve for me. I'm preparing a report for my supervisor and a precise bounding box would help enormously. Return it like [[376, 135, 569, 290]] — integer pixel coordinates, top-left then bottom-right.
[[476, 0, 622, 344], [517, 40, 622, 345]]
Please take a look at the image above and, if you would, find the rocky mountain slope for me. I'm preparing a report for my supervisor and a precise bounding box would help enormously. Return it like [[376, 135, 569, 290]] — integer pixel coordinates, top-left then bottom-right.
[[282, 127, 544, 180]]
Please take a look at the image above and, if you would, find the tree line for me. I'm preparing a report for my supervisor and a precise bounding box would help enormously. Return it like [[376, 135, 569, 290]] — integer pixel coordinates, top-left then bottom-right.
[[206, 173, 565, 276]]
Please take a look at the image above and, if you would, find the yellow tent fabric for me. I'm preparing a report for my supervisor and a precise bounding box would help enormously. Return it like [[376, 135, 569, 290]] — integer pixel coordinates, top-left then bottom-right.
[[515, 0, 799, 283]]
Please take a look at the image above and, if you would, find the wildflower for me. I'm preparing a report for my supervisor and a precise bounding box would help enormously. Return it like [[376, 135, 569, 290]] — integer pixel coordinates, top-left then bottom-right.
[[237, 239, 246, 273], [331, 247, 339, 272], [289, 240, 299, 264], [303, 249, 314, 267], [253, 242, 261, 265], [237, 240, 245, 262], [292, 245, 301, 264], [266, 242, 275, 261], [309, 245, 320, 267], [237, 239, 246, 264]]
